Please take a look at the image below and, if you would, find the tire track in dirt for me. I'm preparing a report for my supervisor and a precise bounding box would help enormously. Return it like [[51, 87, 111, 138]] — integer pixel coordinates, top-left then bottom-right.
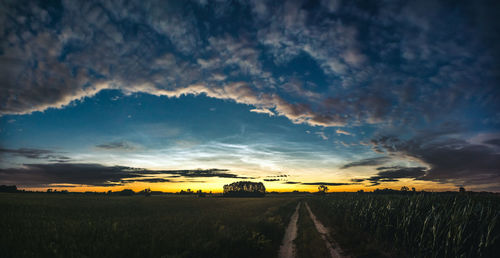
[[305, 202, 346, 258], [279, 202, 301, 258]]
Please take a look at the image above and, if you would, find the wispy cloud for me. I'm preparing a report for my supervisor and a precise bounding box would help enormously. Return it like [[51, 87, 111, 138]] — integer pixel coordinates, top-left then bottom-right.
[[336, 129, 352, 136], [285, 181, 355, 186], [315, 131, 329, 140], [340, 157, 390, 169], [0, 148, 70, 162], [250, 108, 275, 116], [95, 141, 137, 151]]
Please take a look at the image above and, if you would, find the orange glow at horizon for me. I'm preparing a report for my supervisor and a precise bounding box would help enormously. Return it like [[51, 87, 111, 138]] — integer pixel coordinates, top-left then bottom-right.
[[19, 178, 462, 193]]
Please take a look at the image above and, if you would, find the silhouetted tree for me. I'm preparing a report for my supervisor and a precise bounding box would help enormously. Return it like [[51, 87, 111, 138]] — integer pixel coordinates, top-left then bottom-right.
[[119, 189, 135, 196], [223, 181, 265, 197], [401, 186, 409, 192], [0, 185, 17, 193], [318, 185, 328, 194], [139, 188, 152, 196], [374, 188, 400, 194], [179, 189, 194, 195], [459, 187, 466, 193], [412, 187, 416, 192], [196, 190, 206, 197]]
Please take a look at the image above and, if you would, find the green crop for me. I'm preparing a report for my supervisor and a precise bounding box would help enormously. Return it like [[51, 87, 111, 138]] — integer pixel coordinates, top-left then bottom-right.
[[0, 194, 298, 258], [308, 193, 500, 257]]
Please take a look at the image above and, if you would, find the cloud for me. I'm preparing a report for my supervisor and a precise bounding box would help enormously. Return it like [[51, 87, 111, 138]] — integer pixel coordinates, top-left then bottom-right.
[[279, 79, 321, 100], [315, 131, 329, 140], [0, 163, 249, 187], [263, 174, 288, 182], [340, 156, 390, 169], [1, 0, 497, 132], [0, 163, 137, 186], [95, 141, 137, 151], [356, 166, 428, 186], [122, 178, 171, 183], [284, 181, 354, 186], [484, 138, 500, 147], [162, 168, 254, 179], [0, 148, 70, 162], [250, 108, 275, 116], [300, 182, 355, 186], [130, 83, 347, 127], [370, 131, 500, 187], [336, 129, 351, 136]]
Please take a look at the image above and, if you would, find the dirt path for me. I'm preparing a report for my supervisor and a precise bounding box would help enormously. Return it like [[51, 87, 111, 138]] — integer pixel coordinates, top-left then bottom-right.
[[305, 202, 345, 258], [279, 202, 301, 258]]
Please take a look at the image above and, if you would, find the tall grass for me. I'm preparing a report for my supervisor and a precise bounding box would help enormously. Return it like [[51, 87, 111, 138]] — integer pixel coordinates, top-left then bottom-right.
[[0, 194, 298, 258], [309, 193, 500, 257]]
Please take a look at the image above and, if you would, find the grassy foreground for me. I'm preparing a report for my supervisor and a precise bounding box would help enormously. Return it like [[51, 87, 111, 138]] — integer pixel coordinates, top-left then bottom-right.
[[294, 203, 330, 258], [308, 193, 500, 257], [0, 193, 298, 258]]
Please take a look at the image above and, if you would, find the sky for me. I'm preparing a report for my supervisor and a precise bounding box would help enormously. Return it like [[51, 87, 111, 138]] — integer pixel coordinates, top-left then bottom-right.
[[1, 0, 500, 192]]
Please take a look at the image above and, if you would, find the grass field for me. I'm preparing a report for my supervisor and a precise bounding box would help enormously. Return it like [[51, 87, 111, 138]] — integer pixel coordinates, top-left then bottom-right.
[[0, 193, 298, 258], [307, 193, 500, 257], [2, 192, 499, 258]]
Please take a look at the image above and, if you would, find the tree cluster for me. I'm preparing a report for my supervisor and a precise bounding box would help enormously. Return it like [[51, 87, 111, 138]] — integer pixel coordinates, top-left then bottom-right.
[[223, 181, 265, 197], [0, 185, 18, 193]]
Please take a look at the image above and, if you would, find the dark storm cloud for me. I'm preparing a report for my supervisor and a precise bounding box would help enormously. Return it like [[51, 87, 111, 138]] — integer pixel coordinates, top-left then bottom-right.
[[0, 163, 247, 187], [1, 0, 498, 129], [371, 131, 500, 187], [340, 157, 391, 169], [0, 163, 138, 186], [358, 166, 428, 186], [484, 139, 500, 147], [0, 148, 70, 161]]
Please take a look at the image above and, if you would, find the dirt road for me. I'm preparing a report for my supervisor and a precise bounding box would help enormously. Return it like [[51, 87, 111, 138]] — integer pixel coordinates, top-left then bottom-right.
[[279, 202, 301, 258], [305, 202, 345, 258], [279, 202, 346, 258]]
